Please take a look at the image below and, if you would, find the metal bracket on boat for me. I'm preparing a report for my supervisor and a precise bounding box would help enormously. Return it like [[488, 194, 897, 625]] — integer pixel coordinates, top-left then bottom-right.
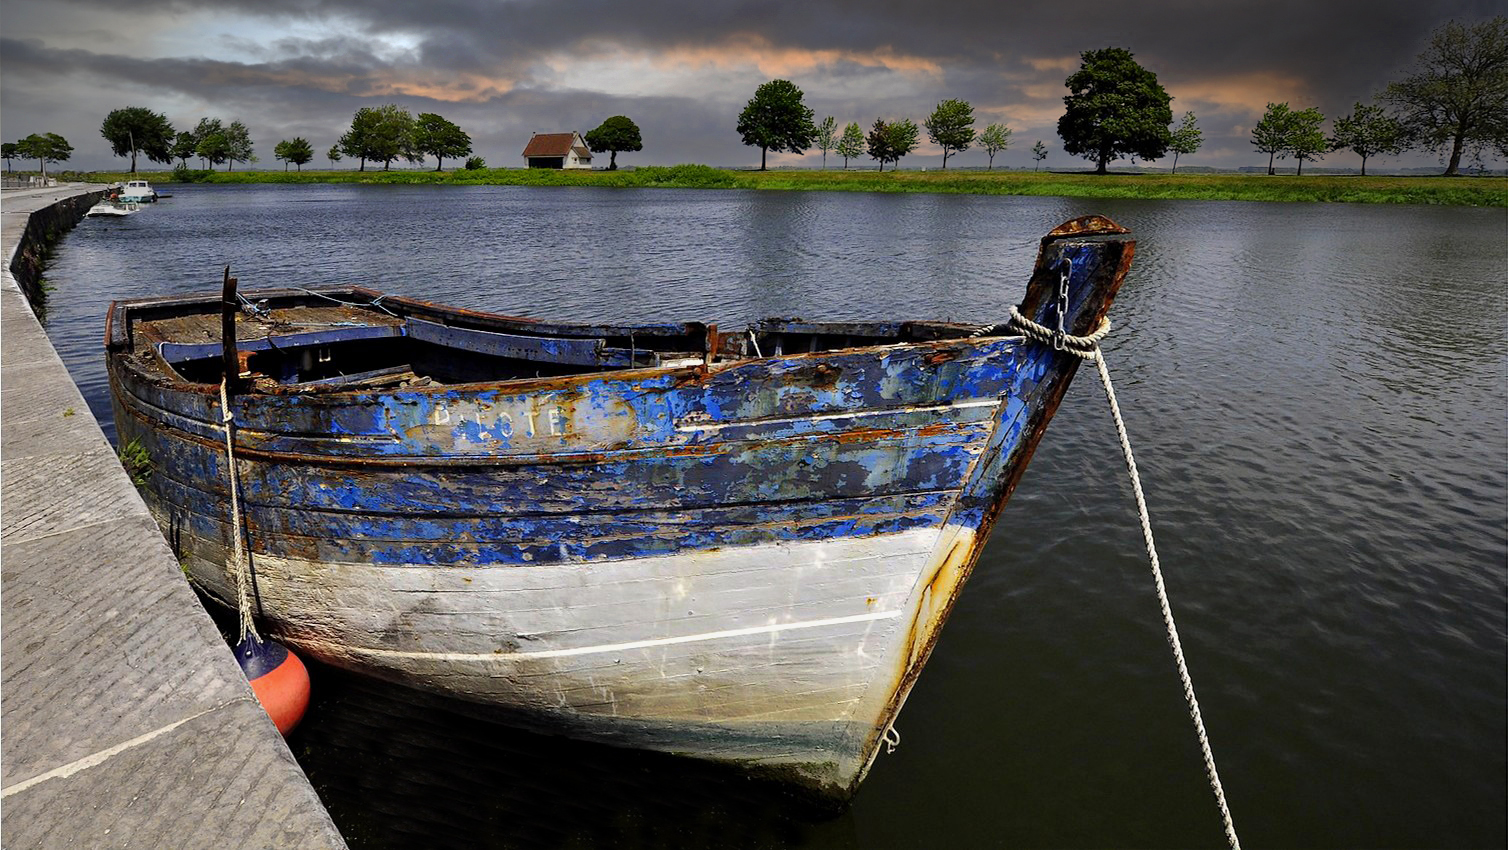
[[237, 294, 273, 321]]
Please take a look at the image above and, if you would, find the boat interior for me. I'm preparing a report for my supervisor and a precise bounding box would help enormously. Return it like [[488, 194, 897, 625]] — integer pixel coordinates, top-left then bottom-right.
[[108, 287, 988, 391]]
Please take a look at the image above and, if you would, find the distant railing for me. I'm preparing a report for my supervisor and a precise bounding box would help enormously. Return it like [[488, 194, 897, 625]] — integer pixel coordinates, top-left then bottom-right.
[[1, 175, 59, 189]]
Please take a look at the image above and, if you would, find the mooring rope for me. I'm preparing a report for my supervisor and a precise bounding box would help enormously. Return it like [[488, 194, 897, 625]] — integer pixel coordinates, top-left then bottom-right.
[[292, 286, 400, 317], [218, 378, 260, 644], [1007, 306, 1242, 850]]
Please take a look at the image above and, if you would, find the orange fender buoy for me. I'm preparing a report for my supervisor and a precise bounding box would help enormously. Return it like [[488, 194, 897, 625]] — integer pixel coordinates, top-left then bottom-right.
[[235, 635, 310, 735]]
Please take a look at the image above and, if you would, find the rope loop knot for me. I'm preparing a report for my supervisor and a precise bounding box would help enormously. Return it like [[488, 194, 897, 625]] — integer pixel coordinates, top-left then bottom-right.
[[1005, 305, 1111, 360]]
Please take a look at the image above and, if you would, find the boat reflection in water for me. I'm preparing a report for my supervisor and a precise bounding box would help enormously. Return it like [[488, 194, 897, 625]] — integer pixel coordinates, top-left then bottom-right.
[[291, 658, 862, 849]]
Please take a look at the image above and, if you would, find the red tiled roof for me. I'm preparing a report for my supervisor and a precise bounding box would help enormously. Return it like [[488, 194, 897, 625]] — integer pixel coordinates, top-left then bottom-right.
[[523, 133, 582, 157]]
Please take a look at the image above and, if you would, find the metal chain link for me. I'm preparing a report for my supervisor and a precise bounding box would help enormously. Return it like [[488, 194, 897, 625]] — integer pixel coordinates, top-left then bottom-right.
[[1053, 257, 1071, 350]]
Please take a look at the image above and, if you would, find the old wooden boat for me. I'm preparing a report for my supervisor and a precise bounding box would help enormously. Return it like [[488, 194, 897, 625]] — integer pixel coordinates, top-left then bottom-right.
[[106, 216, 1134, 801]]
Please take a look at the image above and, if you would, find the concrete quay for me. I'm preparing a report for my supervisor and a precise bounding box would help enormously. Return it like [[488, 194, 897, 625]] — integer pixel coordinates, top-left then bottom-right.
[[1, 185, 348, 848]]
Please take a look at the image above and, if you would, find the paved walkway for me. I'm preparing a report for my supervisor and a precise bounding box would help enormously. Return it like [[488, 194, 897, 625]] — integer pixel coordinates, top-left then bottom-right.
[[1, 186, 347, 848]]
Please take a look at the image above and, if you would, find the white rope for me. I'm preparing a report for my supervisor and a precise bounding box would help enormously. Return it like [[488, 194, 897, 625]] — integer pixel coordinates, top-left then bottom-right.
[[1001, 305, 1112, 351], [219, 378, 259, 643], [1091, 350, 1240, 850], [1007, 307, 1241, 850]]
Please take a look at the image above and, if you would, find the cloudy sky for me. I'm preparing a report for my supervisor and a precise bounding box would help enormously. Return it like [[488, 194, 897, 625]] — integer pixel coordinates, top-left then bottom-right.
[[1, 0, 1501, 172]]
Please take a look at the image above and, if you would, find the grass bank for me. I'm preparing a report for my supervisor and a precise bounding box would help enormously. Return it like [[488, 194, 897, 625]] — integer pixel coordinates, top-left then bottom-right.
[[70, 165, 1508, 206]]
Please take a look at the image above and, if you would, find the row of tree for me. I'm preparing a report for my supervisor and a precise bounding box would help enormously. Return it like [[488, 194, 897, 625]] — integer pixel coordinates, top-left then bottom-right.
[[87, 104, 476, 173], [1252, 18, 1506, 176], [733, 17, 1504, 176], [1250, 102, 1408, 176], [94, 107, 259, 172], [332, 107, 645, 171], [737, 82, 1041, 172], [87, 104, 647, 174], [2, 134, 74, 175], [1058, 18, 1506, 176], [335, 105, 472, 171], [729, 58, 1200, 174]]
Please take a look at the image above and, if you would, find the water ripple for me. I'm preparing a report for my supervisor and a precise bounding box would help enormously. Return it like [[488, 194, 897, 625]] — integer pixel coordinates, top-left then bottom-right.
[[35, 186, 1507, 850]]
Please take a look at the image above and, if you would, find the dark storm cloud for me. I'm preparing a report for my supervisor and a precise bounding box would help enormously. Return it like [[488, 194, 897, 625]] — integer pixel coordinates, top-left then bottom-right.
[[30, 0, 1491, 93], [2, 36, 396, 99], [4, 0, 1502, 170], [0, 31, 732, 168]]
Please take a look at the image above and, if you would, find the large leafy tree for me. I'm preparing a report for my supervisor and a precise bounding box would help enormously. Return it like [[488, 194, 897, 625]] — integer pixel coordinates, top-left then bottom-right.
[[1057, 47, 1173, 174], [196, 133, 229, 170], [866, 118, 919, 171], [736, 79, 817, 171], [583, 115, 641, 171], [887, 119, 920, 168], [836, 122, 865, 170], [191, 118, 224, 169], [414, 113, 473, 171], [288, 137, 315, 170], [2, 142, 17, 172], [1251, 102, 1298, 174], [171, 131, 197, 167], [17, 133, 72, 175], [1288, 107, 1327, 175], [979, 123, 1012, 170], [100, 106, 175, 173], [340, 104, 415, 171], [868, 119, 886, 170], [274, 137, 314, 171], [1382, 16, 1507, 175], [224, 120, 256, 171], [814, 116, 837, 169], [1168, 111, 1202, 174], [1330, 102, 1403, 176], [924, 99, 976, 169], [866, 119, 894, 171]]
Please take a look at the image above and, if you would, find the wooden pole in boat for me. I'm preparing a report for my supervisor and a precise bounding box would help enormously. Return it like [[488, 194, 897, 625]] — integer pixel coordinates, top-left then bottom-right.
[[704, 323, 719, 369], [214, 266, 310, 736], [222, 266, 240, 393]]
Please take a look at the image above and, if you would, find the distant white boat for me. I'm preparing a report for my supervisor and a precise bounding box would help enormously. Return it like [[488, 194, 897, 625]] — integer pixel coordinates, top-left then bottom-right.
[[118, 180, 157, 203], [87, 199, 140, 217]]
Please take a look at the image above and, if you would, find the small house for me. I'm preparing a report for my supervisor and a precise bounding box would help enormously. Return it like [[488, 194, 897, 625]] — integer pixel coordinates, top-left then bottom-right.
[[522, 132, 593, 169]]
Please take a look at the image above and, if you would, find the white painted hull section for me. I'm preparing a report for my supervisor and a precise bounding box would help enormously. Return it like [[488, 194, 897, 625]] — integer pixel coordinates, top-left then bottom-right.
[[188, 523, 979, 793]]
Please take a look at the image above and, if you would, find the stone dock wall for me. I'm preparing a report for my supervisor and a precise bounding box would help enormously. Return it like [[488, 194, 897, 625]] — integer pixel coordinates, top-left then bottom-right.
[[1, 185, 348, 849], [6, 187, 104, 307]]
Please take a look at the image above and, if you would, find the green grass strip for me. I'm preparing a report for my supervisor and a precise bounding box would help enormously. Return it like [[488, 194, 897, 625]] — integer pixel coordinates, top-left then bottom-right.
[[63, 165, 1508, 207]]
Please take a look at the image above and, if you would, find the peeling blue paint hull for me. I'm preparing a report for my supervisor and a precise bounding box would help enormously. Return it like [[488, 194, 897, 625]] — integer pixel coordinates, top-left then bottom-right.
[[106, 216, 1135, 801]]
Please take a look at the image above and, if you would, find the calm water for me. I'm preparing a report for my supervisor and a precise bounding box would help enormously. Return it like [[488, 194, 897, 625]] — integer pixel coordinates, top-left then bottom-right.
[[41, 185, 1506, 848]]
